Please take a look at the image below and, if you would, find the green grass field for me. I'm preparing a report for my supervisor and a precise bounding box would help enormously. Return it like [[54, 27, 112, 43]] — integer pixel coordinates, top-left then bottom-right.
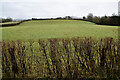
[[1, 20, 120, 78], [1, 20, 118, 41]]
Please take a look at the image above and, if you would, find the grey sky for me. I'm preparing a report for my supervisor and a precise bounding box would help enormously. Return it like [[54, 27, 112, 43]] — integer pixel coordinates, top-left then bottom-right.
[[0, 0, 119, 19]]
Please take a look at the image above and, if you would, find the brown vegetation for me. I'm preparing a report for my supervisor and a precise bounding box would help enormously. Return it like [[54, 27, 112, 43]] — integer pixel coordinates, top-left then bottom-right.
[[2, 37, 120, 78]]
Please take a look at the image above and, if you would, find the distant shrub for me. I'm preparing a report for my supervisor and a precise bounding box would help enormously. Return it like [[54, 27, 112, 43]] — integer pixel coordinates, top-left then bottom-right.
[[1, 17, 13, 23]]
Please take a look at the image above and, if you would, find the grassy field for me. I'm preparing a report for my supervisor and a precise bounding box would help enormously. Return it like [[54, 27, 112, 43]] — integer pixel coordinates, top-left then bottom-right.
[[1, 20, 120, 78], [1, 20, 118, 41]]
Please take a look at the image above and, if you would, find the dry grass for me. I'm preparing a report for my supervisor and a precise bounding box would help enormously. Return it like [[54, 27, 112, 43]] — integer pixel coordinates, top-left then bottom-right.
[[2, 37, 120, 78]]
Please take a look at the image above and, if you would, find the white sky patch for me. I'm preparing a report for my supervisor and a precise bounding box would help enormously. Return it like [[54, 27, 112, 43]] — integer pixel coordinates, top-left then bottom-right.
[[1, 0, 119, 19], [1, 0, 119, 2]]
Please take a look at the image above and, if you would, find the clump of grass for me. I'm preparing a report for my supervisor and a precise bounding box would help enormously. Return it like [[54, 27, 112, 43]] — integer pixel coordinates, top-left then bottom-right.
[[2, 37, 120, 78]]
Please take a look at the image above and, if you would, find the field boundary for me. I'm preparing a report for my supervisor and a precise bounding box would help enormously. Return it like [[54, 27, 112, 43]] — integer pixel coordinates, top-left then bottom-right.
[[2, 37, 120, 78], [1, 19, 119, 27], [0, 19, 88, 27], [0, 20, 32, 27]]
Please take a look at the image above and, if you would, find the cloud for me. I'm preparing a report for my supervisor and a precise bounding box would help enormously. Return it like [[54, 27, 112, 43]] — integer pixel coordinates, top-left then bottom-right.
[[1, 0, 119, 3], [1, 1, 118, 19]]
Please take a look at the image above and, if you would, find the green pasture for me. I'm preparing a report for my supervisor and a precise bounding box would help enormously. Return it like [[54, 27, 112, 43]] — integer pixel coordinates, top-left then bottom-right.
[[1, 20, 118, 41]]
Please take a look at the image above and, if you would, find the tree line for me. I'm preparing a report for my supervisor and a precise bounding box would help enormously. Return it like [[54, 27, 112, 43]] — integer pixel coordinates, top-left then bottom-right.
[[32, 14, 120, 26], [0, 17, 13, 23], [84, 13, 120, 26], [1, 14, 120, 26]]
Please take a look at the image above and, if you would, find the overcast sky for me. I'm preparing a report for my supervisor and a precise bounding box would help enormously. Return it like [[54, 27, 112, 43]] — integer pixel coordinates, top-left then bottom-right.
[[0, 0, 119, 19]]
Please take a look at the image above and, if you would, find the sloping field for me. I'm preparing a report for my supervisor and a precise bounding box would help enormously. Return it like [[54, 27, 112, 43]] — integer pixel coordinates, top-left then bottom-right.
[[1, 20, 118, 41]]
